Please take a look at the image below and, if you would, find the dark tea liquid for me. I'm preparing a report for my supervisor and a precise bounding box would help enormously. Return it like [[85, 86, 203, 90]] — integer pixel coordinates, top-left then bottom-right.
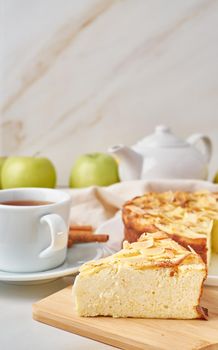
[[0, 200, 54, 206]]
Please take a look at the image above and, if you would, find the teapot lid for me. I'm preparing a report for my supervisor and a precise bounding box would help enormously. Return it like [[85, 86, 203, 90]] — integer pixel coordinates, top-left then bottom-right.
[[136, 125, 188, 149]]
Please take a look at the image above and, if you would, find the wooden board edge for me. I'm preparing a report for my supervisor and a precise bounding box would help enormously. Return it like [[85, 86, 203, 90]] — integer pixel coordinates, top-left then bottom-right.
[[32, 302, 157, 350]]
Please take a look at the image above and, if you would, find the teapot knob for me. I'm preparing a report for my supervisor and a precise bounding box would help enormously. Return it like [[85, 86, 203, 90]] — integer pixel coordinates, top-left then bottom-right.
[[155, 125, 170, 133]]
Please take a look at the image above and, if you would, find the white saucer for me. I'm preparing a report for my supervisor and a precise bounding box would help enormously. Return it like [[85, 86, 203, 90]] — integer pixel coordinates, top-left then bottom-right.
[[0, 243, 110, 285], [97, 213, 218, 287]]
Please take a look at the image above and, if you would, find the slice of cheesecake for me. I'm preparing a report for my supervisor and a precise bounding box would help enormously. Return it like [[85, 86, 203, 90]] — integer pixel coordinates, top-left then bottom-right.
[[73, 232, 207, 319]]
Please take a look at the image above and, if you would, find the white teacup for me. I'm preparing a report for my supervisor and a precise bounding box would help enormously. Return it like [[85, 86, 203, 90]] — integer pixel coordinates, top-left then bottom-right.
[[0, 188, 71, 273]]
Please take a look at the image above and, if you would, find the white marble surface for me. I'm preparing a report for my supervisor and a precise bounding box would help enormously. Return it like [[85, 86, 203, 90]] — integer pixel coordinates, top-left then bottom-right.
[[0, 277, 114, 350], [1, 0, 218, 185]]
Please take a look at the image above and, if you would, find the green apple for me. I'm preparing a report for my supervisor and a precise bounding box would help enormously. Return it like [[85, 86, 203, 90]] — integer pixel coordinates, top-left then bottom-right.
[[213, 172, 218, 184], [0, 157, 7, 189], [1, 156, 56, 189], [69, 153, 120, 188]]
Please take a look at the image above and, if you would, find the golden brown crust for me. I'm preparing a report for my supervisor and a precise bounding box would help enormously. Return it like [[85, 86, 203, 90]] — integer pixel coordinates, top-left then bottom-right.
[[124, 227, 149, 243], [196, 306, 208, 320], [122, 191, 218, 264]]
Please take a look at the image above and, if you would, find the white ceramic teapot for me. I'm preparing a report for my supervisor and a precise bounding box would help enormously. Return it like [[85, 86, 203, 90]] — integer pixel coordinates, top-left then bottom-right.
[[108, 125, 212, 181]]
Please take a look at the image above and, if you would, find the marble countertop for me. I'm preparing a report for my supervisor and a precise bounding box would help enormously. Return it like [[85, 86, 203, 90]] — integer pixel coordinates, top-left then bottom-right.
[[1, 0, 218, 185], [0, 277, 114, 350]]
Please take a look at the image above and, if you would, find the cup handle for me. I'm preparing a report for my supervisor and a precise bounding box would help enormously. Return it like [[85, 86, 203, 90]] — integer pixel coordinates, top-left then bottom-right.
[[39, 214, 68, 259]]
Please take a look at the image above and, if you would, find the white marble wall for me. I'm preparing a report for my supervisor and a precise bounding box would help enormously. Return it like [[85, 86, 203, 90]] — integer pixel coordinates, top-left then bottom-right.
[[1, 0, 218, 185]]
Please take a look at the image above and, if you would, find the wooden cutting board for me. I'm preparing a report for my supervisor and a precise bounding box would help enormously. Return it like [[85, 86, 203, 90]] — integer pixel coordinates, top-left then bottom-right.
[[33, 285, 218, 350]]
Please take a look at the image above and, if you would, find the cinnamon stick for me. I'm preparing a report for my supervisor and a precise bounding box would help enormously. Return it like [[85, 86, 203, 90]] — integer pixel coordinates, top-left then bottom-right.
[[69, 233, 109, 243], [69, 229, 94, 236], [67, 238, 74, 248], [69, 225, 93, 232]]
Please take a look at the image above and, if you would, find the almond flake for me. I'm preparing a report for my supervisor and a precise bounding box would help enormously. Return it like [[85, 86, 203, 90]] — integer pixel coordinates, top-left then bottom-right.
[[123, 241, 131, 250], [131, 239, 154, 250], [164, 248, 175, 258], [150, 231, 169, 240], [187, 245, 197, 255], [141, 247, 165, 256], [125, 205, 145, 215]]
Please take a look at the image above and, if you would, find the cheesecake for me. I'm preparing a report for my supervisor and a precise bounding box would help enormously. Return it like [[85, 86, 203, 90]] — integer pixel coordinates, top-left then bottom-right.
[[123, 191, 218, 264], [73, 231, 207, 319]]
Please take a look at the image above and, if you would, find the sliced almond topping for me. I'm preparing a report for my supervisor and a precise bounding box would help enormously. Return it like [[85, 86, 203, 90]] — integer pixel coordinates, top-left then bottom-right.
[[164, 248, 175, 258], [115, 249, 140, 259], [141, 247, 165, 256], [138, 232, 149, 241], [155, 223, 174, 234], [178, 253, 201, 265], [149, 231, 169, 240], [131, 239, 154, 250], [161, 239, 182, 250], [125, 205, 145, 215], [123, 241, 131, 250], [187, 245, 197, 255], [138, 231, 168, 242]]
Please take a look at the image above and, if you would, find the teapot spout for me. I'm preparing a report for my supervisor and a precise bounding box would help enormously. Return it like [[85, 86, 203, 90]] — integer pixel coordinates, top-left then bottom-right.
[[108, 144, 143, 181]]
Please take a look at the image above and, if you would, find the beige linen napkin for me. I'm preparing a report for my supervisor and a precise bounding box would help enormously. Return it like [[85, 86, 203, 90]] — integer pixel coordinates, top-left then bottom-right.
[[65, 179, 218, 231]]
